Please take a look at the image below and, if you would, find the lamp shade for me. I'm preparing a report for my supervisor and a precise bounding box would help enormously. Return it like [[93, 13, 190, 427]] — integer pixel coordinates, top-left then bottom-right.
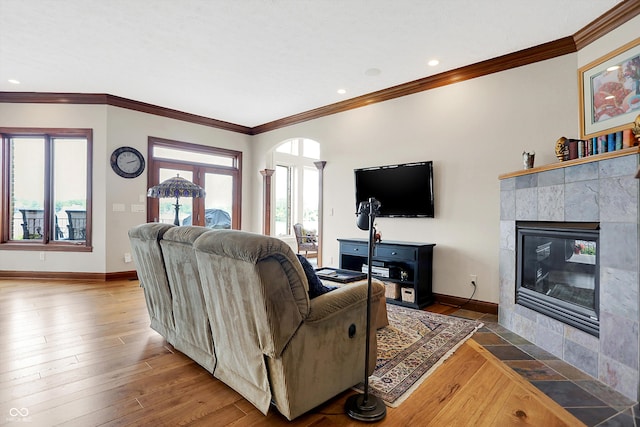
[[147, 175, 206, 199]]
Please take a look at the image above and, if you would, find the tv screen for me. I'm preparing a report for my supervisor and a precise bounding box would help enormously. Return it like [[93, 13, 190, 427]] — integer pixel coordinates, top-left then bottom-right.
[[354, 161, 434, 218]]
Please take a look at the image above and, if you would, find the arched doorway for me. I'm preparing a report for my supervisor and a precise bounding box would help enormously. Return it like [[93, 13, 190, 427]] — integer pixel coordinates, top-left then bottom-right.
[[270, 138, 325, 264]]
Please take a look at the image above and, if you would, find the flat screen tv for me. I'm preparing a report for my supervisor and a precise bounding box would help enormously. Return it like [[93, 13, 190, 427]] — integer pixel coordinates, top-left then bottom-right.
[[354, 161, 434, 218]]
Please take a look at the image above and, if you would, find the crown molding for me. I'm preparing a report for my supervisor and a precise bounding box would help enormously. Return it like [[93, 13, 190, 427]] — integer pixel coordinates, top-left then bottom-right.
[[105, 94, 252, 134], [1, 2, 638, 136], [251, 37, 577, 134], [0, 92, 252, 135], [252, 1, 640, 134], [573, 0, 640, 50]]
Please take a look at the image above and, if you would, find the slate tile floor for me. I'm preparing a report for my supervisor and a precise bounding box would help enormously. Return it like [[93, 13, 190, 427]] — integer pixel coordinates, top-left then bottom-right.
[[452, 309, 640, 427]]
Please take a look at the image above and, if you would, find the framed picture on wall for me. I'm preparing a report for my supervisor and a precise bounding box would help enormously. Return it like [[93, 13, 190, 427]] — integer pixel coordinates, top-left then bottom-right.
[[579, 36, 640, 139]]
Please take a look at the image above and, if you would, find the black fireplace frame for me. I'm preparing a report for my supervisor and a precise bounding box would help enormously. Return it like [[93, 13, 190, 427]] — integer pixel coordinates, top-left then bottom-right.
[[516, 222, 600, 337]]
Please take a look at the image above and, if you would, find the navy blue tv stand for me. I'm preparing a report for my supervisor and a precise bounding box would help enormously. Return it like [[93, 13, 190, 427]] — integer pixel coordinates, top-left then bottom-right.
[[338, 238, 435, 309]]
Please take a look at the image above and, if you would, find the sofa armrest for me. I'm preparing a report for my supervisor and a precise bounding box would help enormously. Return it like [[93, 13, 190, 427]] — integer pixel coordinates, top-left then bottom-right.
[[268, 279, 386, 418], [306, 280, 384, 323]]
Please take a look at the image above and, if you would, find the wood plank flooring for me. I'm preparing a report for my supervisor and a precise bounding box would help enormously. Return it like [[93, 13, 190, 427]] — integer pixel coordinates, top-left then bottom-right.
[[0, 279, 584, 426]]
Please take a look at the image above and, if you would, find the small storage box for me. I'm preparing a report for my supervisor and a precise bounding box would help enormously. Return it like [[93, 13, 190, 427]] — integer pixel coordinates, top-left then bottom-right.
[[384, 282, 401, 299], [401, 287, 415, 303]]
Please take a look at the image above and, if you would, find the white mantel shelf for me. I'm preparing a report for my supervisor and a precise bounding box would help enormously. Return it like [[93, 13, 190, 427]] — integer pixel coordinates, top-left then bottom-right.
[[499, 146, 639, 180]]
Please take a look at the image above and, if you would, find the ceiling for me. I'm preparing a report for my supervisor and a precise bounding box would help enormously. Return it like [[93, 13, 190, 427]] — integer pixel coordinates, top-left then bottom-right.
[[0, 0, 624, 128]]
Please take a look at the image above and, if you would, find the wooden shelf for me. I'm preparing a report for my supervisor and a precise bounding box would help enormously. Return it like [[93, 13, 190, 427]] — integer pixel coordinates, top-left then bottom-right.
[[499, 146, 639, 180]]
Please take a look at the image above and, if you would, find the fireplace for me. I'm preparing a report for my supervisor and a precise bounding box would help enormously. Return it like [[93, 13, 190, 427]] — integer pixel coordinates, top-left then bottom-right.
[[499, 151, 639, 400], [516, 222, 599, 336]]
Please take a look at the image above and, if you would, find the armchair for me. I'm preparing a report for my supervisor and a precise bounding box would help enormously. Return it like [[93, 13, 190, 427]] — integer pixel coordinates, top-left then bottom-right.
[[19, 209, 44, 240], [66, 210, 86, 240], [18, 209, 65, 240], [293, 223, 318, 258]]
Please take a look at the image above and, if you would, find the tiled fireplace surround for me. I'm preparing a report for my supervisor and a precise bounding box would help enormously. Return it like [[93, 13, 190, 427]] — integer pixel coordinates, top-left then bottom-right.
[[499, 151, 639, 401]]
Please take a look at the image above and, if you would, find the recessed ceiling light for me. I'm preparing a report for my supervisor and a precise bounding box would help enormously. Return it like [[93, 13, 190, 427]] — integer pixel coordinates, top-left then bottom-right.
[[428, 59, 439, 67], [337, 88, 347, 94], [364, 68, 381, 76], [8, 79, 20, 84]]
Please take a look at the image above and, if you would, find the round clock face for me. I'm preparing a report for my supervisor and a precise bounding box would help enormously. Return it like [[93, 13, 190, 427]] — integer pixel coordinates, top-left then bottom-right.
[[110, 147, 145, 178]]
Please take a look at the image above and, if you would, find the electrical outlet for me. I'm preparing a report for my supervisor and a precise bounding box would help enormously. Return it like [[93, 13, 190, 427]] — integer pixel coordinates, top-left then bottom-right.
[[39, 252, 45, 261], [470, 274, 477, 286], [124, 253, 132, 263]]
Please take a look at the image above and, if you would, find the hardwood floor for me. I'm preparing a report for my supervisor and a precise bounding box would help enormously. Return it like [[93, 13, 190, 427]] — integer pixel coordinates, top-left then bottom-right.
[[0, 279, 584, 426]]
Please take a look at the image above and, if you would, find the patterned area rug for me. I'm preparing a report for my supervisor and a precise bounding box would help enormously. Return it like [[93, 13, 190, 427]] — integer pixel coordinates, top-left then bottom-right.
[[356, 304, 483, 407]]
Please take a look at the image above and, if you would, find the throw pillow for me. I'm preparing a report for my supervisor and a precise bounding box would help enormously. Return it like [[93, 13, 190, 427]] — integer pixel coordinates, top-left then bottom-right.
[[301, 228, 310, 243], [300, 228, 316, 244], [296, 255, 335, 299]]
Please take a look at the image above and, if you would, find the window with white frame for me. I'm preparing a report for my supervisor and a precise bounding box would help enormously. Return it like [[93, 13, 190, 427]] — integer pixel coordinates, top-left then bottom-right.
[[273, 138, 319, 237]]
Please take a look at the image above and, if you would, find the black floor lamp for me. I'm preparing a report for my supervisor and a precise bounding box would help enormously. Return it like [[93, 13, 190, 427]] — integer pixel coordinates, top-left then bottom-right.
[[147, 174, 206, 226], [345, 197, 386, 422]]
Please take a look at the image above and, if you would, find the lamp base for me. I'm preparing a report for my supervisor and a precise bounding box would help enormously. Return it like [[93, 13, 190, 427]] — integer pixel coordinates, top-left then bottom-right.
[[345, 393, 386, 422], [173, 202, 181, 226]]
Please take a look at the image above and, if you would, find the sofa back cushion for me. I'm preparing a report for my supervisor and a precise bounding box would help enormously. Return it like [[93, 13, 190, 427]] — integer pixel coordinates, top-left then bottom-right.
[[194, 230, 310, 353], [160, 225, 215, 372], [128, 222, 176, 343]]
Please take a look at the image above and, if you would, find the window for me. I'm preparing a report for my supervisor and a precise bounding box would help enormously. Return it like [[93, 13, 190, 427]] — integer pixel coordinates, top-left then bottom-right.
[[274, 164, 292, 236], [1, 128, 92, 250], [273, 138, 319, 236], [147, 137, 242, 229]]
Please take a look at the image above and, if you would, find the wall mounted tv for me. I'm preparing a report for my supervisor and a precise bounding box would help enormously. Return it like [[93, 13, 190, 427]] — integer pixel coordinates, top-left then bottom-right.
[[354, 161, 434, 218]]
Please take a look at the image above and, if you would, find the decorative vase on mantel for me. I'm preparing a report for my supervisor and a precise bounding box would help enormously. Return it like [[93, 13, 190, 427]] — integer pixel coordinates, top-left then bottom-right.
[[555, 137, 568, 161], [633, 114, 640, 145]]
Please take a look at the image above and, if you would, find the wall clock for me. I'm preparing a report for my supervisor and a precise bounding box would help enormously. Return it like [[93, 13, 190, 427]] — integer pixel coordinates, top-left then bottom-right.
[[110, 146, 145, 178]]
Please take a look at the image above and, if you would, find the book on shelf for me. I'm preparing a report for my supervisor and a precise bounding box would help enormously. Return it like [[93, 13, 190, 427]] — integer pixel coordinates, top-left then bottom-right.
[[608, 133, 615, 152], [615, 131, 623, 150]]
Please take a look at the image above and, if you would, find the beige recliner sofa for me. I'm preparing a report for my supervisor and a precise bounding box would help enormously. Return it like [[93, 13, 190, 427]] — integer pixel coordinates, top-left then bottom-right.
[[129, 224, 385, 420]]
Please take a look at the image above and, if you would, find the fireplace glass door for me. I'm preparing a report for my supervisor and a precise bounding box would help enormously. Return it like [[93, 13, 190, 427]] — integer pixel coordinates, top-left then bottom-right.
[[516, 223, 599, 336]]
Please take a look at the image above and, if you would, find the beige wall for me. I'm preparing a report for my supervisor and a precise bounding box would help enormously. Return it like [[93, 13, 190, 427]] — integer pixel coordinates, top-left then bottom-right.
[[1, 15, 637, 303], [103, 106, 252, 272], [578, 15, 640, 69], [0, 104, 252, 273], [0, 103, 109, 273], [251, 15, 639, 304], [251, 53, 578, 304]]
